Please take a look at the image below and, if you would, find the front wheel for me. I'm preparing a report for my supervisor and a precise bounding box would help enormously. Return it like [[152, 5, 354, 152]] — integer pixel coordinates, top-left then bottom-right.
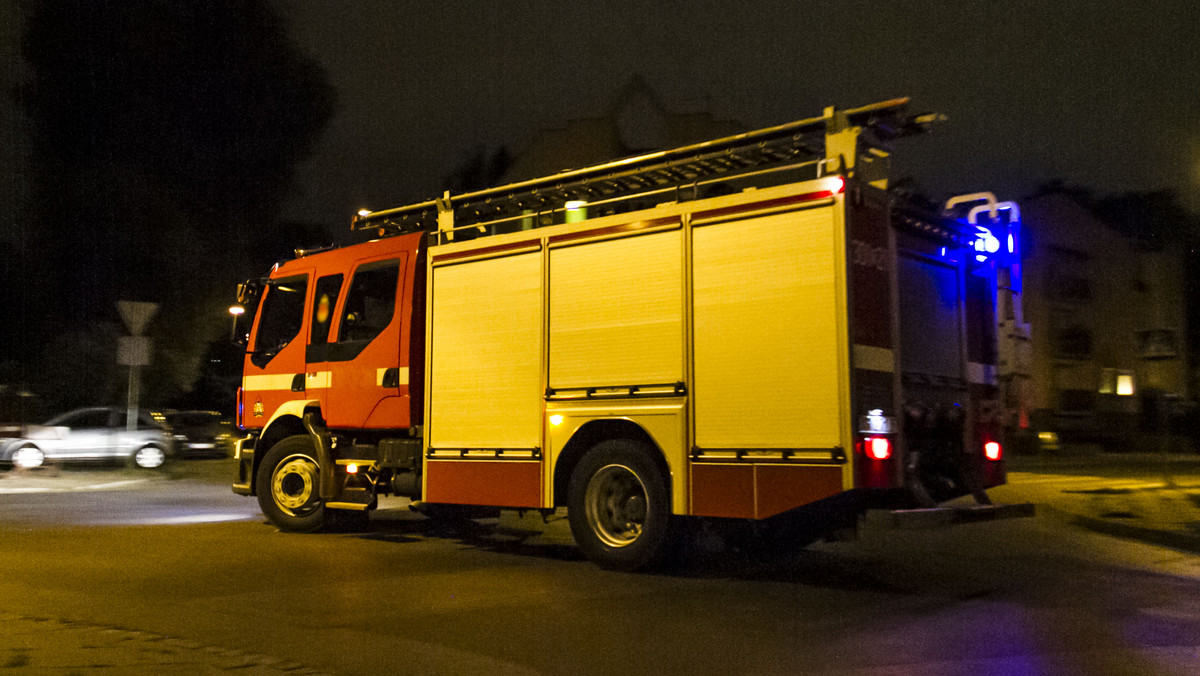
[[256, 435, 325, 532], [568, 439, 673, 572], [12, 445, 45, 470]]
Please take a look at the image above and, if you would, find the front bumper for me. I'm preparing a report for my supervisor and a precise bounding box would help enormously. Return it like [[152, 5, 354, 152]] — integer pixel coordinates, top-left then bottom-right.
[[231, 435, 256, 496]]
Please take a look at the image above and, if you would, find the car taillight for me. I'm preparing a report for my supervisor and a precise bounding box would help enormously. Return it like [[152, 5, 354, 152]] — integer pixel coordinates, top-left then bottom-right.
[[866, 436, 892, 460], [984, 441, 1002, 461]]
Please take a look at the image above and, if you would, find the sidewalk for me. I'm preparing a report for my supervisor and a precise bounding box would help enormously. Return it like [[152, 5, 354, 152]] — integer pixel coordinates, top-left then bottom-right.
[[0, 613, 329, 675], [994, 452, 1200, 554]]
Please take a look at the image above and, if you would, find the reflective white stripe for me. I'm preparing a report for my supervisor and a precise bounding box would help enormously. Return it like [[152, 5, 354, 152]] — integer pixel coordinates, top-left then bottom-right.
[[377, 367, 410, 386], [306, 371, 332, 389], [968, 362, 997, 385], [244, 374, 298, 392], [853, 345, 895, 373]]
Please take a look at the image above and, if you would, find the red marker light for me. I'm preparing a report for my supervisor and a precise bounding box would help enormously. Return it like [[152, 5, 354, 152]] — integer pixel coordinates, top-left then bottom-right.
[[831, 175, 846, 193], [984, 441, 1002, 461], [866, 436, 892, 460]]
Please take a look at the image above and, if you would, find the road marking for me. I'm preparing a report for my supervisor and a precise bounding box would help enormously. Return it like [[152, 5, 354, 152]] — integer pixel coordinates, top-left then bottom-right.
[[138, 514, 255, 524], [0, 479, 147, 495]]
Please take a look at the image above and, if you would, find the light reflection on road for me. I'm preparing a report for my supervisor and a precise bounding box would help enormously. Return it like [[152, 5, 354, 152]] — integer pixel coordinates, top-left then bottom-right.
[[0, 459, 261, 526]]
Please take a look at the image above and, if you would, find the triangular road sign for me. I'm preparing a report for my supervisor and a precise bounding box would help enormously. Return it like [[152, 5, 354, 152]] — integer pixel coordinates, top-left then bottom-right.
[[117, 301, 159, 336]]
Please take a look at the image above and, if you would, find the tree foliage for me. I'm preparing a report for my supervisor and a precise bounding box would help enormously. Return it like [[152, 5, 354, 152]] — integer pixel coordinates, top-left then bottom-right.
[[15, 0, 336, 411], [21, 0, 335, 227]]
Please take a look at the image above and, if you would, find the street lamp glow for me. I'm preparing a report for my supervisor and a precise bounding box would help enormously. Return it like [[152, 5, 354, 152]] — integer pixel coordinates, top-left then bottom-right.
[[229, 305, 245, 316], [357, 209, 372, 217]]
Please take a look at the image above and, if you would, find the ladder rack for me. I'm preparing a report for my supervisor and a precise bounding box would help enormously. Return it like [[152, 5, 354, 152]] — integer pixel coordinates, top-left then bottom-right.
[[352, 98, 942, 241]]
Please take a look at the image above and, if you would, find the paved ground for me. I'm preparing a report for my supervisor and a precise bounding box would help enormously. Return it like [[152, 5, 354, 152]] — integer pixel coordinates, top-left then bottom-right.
[[998, 451, 1200, 555], [2, 451, 1199, 674]]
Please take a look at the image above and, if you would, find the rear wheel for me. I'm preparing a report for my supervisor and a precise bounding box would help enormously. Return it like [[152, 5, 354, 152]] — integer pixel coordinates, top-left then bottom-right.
[[256, 435, 325, 532], [130, 445, 166, 469], [568, 439, 673, 572]]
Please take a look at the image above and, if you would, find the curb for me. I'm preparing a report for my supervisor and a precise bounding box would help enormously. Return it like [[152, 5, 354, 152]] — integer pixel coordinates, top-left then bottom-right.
[[1039, 504, 1200, 555]]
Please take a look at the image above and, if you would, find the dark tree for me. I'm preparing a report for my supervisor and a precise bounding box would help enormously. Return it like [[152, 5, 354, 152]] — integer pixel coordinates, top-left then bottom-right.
[[16, 0, 336, 411]]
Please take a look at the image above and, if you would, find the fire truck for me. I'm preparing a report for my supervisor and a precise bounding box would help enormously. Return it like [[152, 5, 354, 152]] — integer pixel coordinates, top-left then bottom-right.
[[230, 98, 1032, 570]]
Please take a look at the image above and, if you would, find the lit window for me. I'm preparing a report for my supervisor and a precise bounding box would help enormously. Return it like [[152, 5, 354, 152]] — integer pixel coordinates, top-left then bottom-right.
[[1101, 368, 1135, 396], [1116, 373, 1135, 396]]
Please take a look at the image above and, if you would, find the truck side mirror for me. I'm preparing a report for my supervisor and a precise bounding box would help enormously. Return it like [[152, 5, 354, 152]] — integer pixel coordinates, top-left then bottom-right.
[[230, 305, 250, 347]]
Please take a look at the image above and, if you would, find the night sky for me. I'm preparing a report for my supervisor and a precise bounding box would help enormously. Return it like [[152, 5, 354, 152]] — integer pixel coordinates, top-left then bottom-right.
[[3, 1, 1199, 239], [276, 0, 1200, 228]]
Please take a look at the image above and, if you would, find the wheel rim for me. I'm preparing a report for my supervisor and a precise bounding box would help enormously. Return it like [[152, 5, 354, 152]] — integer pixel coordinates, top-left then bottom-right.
[[272, 453, 321, 517], [584, 463, 648, 548], [13, 447, 44, 469], [134, 447, 166, 469]]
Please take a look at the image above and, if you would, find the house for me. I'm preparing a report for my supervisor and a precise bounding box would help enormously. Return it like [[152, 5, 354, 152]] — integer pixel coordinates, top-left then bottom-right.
[[499, 75, 746, 184], [1020, 190, 1188, 447]]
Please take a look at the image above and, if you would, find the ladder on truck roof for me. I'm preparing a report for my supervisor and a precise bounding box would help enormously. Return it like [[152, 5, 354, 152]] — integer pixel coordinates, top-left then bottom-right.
[[353, 97, 944, 242]]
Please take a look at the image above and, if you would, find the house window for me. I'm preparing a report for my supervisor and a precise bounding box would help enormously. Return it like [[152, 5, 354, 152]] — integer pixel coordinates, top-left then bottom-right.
[[1116, 373, 1135, 396], [1099, 368, 1135, 396], [1048, 247, 1090, 304], [1056, 324, 1092, 359]]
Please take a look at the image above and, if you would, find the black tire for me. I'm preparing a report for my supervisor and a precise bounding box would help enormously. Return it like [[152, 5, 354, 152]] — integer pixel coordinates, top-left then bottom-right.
[[129, 445, 167, 470], [256, 435, 325, 533], [567, 439, 673, 572]]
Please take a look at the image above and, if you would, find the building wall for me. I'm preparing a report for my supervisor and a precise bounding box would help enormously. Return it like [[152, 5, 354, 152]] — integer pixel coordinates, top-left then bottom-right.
[[1021, 192, 1187, 441]]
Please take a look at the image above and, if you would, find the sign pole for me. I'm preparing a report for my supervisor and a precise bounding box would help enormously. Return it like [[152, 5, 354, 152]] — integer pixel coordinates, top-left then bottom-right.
[[117, 301, 159, 433]]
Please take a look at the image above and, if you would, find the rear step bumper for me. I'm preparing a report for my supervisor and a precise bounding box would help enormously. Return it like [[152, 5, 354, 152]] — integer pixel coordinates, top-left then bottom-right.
[[871, 502, 1036, 529]]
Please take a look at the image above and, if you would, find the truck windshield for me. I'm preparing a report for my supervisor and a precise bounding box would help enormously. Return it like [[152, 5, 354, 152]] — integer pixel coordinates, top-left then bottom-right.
[[251, 275, 309, 365]]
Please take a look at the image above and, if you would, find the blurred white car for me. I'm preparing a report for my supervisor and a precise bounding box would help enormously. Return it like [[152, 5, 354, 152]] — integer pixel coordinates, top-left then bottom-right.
[[0, 407, 174, 470]]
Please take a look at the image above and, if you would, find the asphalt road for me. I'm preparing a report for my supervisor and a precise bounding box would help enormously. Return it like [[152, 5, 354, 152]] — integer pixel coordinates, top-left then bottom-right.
[[2, 459, 1199, 675]]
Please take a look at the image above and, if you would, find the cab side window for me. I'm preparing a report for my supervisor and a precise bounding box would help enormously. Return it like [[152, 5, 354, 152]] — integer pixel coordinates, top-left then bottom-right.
[[251, 274, 309, 367], [310, 274, 344, 346], [338, 260, 400, 344]]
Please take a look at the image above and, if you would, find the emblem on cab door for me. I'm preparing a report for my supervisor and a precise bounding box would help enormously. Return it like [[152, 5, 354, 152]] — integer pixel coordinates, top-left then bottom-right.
[[253, 399, 265, 418]]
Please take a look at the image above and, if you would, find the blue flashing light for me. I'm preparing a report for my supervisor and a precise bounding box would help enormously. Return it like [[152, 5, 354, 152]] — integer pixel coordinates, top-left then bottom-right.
[[974, 225, 1001, 256]]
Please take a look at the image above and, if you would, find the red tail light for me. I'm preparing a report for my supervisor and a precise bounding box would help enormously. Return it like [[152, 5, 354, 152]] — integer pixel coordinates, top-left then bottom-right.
[[866, 436, 892, 460], [984, 441, 1002, 461]]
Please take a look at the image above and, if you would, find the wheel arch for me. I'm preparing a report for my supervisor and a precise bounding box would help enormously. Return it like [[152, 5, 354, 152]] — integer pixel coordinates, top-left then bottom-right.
[[552, 418, 669, 508], [5, 441, 44, 467], [3, 440, 40, 457], [253, 400, 321, 491]]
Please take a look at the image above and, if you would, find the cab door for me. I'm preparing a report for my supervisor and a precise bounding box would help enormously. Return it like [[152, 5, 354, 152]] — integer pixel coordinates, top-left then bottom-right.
[[241, 271, 312, 429], [322, 254, 407, 429], [303, 272, 346, 415]]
